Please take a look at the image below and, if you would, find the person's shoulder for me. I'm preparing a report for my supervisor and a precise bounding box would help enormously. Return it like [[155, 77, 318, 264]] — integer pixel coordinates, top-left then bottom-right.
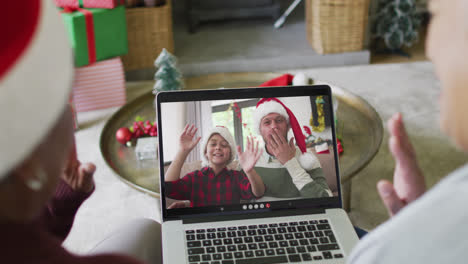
[[438, 163, 468, 186], [349, 167, 468, 263]]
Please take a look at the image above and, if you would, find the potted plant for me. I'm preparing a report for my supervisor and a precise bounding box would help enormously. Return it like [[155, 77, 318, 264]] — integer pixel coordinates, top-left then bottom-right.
[[372, 0, 422, 56]]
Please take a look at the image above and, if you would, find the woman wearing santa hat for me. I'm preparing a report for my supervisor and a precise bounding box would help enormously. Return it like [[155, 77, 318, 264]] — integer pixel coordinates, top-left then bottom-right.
[[0, 1, 158, 263], [253, 98, 332, 199]]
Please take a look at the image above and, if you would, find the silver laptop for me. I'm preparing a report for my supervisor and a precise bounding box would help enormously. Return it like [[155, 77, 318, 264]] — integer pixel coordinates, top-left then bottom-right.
[[156, 85, 359, 264]]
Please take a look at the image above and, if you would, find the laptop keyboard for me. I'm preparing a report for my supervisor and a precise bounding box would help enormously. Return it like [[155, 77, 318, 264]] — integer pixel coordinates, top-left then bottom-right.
[[185, 219, 344, 264]]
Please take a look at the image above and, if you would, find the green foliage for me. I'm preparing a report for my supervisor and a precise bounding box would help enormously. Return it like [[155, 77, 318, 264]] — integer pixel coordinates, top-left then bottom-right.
[[373, 0, 421, 50], [152, 48, 184, 94]]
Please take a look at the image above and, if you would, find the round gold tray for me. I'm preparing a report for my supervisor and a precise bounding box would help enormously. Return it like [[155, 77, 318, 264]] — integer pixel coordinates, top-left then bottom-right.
[[100, 72, 383, 198]]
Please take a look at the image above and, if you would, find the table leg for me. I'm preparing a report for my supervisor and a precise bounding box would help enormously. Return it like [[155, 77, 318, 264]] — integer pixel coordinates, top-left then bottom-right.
[[342, 179, 351, 212]]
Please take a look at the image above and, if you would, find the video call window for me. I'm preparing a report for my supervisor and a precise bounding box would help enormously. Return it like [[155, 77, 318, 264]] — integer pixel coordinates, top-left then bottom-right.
[[160, 95, 338, 210]]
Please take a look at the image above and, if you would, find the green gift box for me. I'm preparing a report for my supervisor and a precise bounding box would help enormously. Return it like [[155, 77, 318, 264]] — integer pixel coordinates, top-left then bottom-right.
[[61, 6, 128, 67]]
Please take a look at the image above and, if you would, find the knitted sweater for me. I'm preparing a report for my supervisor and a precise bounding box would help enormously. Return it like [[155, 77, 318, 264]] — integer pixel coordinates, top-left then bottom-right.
[[0, 179, 143, 264], [254, 148, 332, 198]]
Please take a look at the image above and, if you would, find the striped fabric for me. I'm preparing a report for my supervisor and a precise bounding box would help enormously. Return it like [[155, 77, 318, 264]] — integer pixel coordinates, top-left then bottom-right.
[[72, 58, 126, 112], [54, 0, 122, 9]]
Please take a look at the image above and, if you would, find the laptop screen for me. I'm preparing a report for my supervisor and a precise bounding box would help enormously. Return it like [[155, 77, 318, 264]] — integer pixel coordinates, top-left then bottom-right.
[[156, 85, 342, 220]]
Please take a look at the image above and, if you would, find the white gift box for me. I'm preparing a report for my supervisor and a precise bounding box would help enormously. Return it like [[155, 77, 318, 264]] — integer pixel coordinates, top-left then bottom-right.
[[135, 137, 158, 161]]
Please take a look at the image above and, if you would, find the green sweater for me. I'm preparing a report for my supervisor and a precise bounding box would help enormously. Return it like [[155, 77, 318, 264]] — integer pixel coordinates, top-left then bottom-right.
[[254, 148, 332, 198]]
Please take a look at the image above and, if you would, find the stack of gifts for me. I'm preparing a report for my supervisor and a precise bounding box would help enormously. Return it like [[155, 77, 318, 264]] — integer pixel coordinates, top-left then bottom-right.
[[55, 0, 128, 116]]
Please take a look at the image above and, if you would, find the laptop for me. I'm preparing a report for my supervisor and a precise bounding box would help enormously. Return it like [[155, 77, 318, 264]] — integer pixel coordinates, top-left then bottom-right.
[[156, 85, 359, 264]]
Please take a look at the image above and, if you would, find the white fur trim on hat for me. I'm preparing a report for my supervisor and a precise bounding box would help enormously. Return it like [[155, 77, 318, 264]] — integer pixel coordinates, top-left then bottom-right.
[[298, 152, 321, 171], [200, 126, 238, 167], [292, 73, 309, 86], [253, 100, 289, 135], [0, 1, 73, 179]]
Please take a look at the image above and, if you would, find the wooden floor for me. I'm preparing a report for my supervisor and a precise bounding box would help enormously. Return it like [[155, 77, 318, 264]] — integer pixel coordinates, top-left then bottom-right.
[[370, 25, 428, 64]]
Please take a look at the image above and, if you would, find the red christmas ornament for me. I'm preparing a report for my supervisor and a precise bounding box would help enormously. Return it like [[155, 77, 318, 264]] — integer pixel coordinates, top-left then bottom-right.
[[116, 127, 132, 145], [116, 116, 158, 147], [337, 139, 344, 155]]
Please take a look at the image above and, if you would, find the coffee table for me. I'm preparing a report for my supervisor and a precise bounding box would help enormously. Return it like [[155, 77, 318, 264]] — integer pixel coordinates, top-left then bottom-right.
[[100, 72, 383, 211]]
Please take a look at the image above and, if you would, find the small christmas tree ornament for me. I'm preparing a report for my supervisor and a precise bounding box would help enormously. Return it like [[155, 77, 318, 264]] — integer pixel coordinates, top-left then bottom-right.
[[152, 48, 184, 94]]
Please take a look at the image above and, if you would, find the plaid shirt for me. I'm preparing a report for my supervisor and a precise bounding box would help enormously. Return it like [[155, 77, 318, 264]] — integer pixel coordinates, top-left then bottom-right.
[[165, 167, 256, 207]]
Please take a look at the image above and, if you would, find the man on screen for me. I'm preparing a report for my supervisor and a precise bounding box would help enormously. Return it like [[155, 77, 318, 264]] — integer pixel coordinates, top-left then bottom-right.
[[253, 98, 332, 199]]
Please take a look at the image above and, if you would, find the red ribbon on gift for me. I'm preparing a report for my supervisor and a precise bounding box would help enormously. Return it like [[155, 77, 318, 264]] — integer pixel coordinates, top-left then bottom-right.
[[63, 7, 96, 65]]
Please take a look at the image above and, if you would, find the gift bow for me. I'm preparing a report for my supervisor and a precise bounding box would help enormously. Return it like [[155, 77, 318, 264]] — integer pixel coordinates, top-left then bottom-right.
[[63, 7, 96, 65]]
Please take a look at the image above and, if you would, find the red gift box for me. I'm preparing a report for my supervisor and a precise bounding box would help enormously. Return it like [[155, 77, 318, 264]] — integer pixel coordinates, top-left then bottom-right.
[[55, 0, 123, 9], [72, 58, 126, 112]]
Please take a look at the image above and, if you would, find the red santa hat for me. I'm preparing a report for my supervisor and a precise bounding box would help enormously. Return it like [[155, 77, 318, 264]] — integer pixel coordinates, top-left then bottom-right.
[[0, 0, 73, 179], [253, 98, 319, 170]]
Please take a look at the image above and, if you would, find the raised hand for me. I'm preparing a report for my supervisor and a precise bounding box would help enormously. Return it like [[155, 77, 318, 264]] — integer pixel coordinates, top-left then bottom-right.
[[266, 128, 296, 165], [165, 124, 201, 182], [237, 136, 263, 173], [377, 113, 426, 216], [62, 142, 95, 193], [179, 124, 201, 153]]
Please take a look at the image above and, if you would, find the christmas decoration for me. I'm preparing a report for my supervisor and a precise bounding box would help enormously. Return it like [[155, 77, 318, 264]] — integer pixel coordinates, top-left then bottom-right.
[[292, 72, 310, 86], [233, 102, 241, 122], [116, 127, 132, 145], [60, 6, 128, 67], [310, 96, 325, 132], [337, 139, 344, 154], [72, 58, 126, 112], [135, 137, 158, 160], [152, 48, 184, 93], [372, 0, 422, 52], [315, 141, 329, 154], [259, 73, 294, 87], [116, 116, 157, 146], [304, 130, 344, 156], [303, 125, 316, 145], [225, 101, 249, 129]]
